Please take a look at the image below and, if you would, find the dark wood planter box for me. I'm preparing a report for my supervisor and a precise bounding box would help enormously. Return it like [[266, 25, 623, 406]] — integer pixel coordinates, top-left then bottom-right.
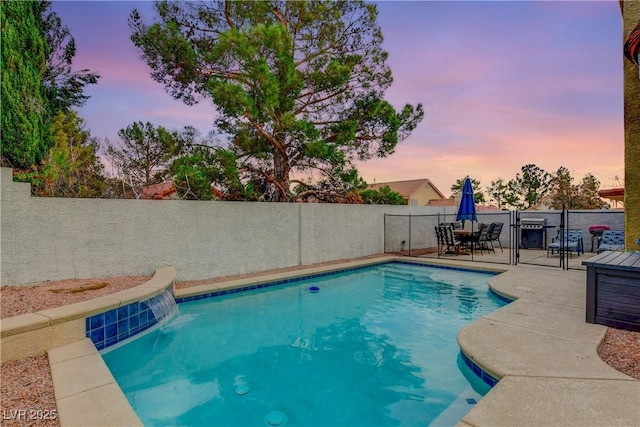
[[583, 251, 640, 332]]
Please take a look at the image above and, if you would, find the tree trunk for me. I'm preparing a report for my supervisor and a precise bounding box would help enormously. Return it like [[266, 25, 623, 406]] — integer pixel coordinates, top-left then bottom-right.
[[273, 150, 291, 202]]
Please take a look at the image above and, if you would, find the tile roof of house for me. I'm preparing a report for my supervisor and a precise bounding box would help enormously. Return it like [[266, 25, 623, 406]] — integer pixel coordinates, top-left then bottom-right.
[[477, 205, 500, 211], [368, 178, 445, 199], [141, 182, 177, 200], [427, 198, 501, 211], [426, 198, 457, 206], [598, 187, 624, 201]]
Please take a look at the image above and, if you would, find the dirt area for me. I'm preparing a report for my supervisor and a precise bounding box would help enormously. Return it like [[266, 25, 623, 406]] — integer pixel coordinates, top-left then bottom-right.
[[1, 256, 638, 422], [597, 327, 640, 380], [0, 275, 152, 318], [386, 248, 439, 257], [1, 355, 59, 427]]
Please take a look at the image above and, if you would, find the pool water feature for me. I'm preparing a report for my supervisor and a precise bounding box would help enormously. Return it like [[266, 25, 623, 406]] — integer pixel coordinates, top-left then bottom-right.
[[145, 288, 178, 323], [101, 262, 507, 426]]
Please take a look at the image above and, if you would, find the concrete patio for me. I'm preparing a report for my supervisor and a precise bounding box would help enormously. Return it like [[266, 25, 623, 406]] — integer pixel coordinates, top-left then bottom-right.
[[444, 259, 640, 426]]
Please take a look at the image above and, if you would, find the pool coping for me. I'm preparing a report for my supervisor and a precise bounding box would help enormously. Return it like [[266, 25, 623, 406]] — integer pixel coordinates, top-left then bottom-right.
[[0, 266, 177, 362], [1, 266, 177, 426], [4, 256, 638, 426], [457, 264, 640, 426]]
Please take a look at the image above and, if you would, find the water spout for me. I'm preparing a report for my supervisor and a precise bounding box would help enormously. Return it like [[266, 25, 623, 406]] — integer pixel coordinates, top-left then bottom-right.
[[145, 288, 178, 323]]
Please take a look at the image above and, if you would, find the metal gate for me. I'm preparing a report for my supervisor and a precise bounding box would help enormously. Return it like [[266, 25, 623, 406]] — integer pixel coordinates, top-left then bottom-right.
[[513, 210, 566, 269], [512, 209, 619, 271], [385, 209, 623, 270]]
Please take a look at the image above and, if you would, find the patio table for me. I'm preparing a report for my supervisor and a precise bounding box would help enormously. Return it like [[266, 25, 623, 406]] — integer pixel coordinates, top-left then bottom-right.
[[454, 230, 478, 254]]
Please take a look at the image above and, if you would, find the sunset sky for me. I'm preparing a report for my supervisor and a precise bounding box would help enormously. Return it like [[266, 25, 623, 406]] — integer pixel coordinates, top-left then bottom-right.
[[51, 0, 624, 198]]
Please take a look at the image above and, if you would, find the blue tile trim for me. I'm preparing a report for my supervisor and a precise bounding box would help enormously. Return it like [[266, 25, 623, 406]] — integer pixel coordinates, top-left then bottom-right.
[[175, 264, 378, 303], [460, 351, 500, 388], [176, 260, 499, 304], [86, 290, 171, 350], [490, 289, 515, 303]]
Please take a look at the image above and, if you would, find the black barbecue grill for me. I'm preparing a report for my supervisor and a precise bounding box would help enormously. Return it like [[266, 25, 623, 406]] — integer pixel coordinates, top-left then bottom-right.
[[520, 218, 548, 249]]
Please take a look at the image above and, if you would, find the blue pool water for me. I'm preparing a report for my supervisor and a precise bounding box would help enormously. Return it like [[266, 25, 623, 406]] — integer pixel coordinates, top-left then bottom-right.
[[101, 262, 507, 426]]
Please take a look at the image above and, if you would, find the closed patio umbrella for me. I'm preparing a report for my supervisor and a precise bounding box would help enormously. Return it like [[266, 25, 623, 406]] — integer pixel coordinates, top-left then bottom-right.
[[456, 177, 477, 227]]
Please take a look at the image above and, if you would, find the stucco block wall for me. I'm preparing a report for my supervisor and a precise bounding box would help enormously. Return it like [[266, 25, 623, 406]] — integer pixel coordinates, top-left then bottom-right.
[[1, 168, 451, 285], [1, 168, 300, 284], [300, 203, 381, 265], [624, 1, 640, 249], [3, 167, 620, 285], [299, 204, 451, 262]]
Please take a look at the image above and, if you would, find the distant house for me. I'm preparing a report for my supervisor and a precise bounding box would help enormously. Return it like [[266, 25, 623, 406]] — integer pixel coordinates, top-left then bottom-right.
[[598, 187, 624, 208], [141, 182, 178, 200], [476, 204, 501, 212], [426, 198, 457, 207], [425, 197, 500, 211], [368, 178, 446, 206]]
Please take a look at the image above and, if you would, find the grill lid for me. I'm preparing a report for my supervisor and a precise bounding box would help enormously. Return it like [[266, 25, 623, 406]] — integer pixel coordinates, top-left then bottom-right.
[[521, 218, 546, 225], [521, 218, 547, 229]]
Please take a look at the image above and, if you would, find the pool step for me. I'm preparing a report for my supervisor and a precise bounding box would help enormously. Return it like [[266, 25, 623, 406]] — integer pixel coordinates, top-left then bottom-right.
[[377, 265, 438, 283]]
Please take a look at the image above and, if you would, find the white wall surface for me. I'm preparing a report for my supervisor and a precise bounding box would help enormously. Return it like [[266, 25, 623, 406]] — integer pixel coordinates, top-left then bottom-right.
[[0, 168, 450, 285], [3, 168, 621, 285]]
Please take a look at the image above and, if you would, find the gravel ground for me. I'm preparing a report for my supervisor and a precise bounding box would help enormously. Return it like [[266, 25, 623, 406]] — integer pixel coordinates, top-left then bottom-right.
[[1, 275, 152, 318], [1, 355, 59, 427], [597, 327, 640, 380], [1, 258, 638, 421]]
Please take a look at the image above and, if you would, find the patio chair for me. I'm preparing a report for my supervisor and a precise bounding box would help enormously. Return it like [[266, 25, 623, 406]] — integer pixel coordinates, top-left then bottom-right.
[[597, 230, 625, 253], [473, 223, 494, 254], [547, 229, 584, 257], [435, 224, 461, 255], [487, 222, 504, 252]]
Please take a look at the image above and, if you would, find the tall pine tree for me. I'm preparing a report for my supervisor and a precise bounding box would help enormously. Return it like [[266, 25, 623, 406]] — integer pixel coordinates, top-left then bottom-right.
[[1, 1, 100, 171], [130, 1, 423, 202], [1, 1, 50, 169]]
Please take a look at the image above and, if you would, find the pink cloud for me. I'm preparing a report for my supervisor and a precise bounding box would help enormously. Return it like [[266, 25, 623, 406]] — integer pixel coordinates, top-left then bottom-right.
[[356, 100, 623, 197]]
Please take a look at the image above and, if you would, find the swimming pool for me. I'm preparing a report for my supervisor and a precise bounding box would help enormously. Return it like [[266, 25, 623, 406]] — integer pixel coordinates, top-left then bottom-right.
[[101, 262, 507, 426]]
